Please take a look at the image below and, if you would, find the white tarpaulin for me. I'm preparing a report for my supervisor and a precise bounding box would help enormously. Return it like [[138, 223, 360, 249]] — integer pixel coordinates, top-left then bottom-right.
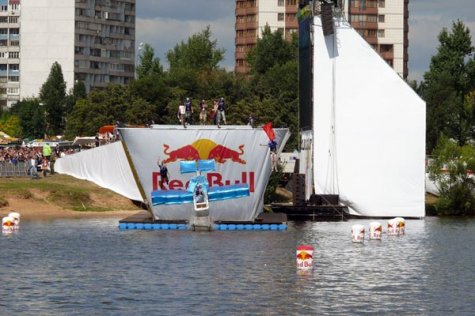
[[120, 125, 289, 221], [313, 17, 426, 217], [55, 142, 143, 202]]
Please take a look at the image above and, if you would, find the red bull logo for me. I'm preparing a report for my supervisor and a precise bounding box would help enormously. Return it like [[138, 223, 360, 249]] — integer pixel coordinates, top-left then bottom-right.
[[296, 251, 313, 260], [155, 139, 253, 192], [162, 139, 246, 164], [153, 171, 255, 192]]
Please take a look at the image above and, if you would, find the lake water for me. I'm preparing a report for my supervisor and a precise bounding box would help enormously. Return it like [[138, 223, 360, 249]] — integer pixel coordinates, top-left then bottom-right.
[[1, 217, 474, 315]]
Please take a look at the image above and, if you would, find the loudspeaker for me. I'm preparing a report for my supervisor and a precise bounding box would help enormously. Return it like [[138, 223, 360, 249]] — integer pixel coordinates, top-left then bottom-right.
[[321, 2, 334, 36]]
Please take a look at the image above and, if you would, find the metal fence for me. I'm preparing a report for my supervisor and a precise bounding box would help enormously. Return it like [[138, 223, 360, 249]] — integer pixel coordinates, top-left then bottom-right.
[[0, 162, 29, 177]]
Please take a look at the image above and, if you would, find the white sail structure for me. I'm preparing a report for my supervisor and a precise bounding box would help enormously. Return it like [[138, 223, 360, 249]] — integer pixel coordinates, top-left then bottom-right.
[[312, 17, 426, 217]]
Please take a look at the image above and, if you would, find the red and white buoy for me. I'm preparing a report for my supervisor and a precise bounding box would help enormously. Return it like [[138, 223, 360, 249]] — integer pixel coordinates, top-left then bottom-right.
[[296, 245, 314, 270], [8, 212, 20, 229], [351, 224, 365, 243], [2, 216, 15, 235], [394, 217, 405, 235], [369, 221, 382, 240]]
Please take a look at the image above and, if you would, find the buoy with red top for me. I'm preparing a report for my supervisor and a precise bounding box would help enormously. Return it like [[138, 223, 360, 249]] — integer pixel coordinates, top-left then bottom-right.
[[296, 245, 314, 270], [394, 217, 405, 235], [387, 218, 398, 236], [2, 216, 15, 235], [8, 212, 20, 229], [351, 224, 365, 243], [369, 221, 382, 240]]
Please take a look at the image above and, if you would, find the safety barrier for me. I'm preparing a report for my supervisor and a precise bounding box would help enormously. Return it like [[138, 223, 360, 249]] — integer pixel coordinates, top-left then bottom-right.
[[0, 162, 29, 178]]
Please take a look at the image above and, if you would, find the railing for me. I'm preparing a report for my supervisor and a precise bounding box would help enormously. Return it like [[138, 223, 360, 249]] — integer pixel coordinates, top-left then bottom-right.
[[0, 162, 29, 177]]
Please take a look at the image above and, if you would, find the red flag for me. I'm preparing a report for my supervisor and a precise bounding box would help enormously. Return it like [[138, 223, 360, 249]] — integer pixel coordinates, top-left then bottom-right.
[[262, 122, 275, 141]]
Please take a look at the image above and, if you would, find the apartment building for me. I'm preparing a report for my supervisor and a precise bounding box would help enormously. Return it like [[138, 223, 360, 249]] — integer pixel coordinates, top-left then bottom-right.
[[235, 0, 298, 74], [0, 0, 135, 109], [0, 0, 20, 108], [346, 0, 408, 78]]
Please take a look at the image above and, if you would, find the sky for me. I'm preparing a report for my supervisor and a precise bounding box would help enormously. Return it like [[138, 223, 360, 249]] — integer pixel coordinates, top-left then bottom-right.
[[136, 0, 475, 82]]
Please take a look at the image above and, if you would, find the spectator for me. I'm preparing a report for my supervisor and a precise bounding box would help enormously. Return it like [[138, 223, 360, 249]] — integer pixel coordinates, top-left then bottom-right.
[[199, 99, 208, 125], [177, 104, 186, 128], [217, 97, 226, 127], [184, 97, 193, 125]]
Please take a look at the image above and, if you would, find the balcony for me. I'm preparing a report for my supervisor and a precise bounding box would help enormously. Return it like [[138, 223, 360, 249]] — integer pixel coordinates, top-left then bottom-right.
[[9, 34, 20, 41], [351, 21, 378, 29], [235, 51, 248, 60], [235, 6, 257, 16], [349, 7, 378, 15]]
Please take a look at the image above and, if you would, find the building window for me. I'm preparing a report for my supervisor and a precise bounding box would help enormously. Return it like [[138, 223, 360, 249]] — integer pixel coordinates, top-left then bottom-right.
[[8, 76, 19, 82], [278, 13, 284, 21], [288, 0, 296, 5], [367, 15, 377, 23], [378, 0, 385, 8], [379, 15, 385, 22], [377, 29, 385, 37], [8, 52, 19, 59], [9, 17, 18, 23], [9, 64, 19, 71], [7, 87, 19, 95], [278, 0, 284, 6]]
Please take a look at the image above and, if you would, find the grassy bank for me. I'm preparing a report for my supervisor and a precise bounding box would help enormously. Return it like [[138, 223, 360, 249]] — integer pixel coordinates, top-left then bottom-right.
[[0, 174, 142, 212]]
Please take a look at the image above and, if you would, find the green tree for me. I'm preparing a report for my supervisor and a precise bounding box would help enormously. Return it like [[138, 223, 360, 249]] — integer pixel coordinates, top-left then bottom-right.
[[65, 80, 87, 114], [65, 84, 137, 138], [9, 99, 45, 139], [247, 25, 297, 76], [167, 26, 224, 73], [421, 20, 475, 152], [40, 62, 67, 136], [428, 135, 475, 215], [0, 113, 21, 137], [136, 43, 164, 79]]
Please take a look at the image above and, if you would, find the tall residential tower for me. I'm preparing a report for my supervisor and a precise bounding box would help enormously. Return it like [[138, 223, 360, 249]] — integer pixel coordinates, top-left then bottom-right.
[[235, 0, 298, 74], [0, 0, 135, 109], [235, 0, 408, 78]]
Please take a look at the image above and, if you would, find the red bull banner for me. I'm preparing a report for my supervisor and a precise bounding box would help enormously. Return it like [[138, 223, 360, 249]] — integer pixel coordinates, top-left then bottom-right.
[[119, 126, 290, 221]]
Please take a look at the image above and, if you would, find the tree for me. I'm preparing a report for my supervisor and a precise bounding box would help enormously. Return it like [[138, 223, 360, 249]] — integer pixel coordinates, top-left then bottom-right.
[[247, 25, 297, 76], [65, 84, 140, 139], [65, 80, 87, 114], [421, 20, 475, 152], [0, 113, 21, 137], [167, 26, 225, 73], [9, 99, 45, 139], [428, 135, 475, 215], [40, 62, 67, 136], [136, 43, 163, 79]]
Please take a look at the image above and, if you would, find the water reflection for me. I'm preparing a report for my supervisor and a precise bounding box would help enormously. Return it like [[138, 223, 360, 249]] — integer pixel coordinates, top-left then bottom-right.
[[0, 217, 474, 314]]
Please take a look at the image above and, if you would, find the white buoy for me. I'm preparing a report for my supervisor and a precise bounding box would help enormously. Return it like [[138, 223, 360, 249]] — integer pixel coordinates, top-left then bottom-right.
[[2, 216, 15, 235], [296, 245, 314, 270], [8, 212, 20, 228], [387, 219, 399, 236], [394, 217, 405, 235], [369, 221, 382, 240], [351, 224, 365, 243]]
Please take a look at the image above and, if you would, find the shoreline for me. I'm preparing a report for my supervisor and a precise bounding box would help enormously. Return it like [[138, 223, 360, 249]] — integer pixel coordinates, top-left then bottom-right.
[[0, 197, 147, 221]]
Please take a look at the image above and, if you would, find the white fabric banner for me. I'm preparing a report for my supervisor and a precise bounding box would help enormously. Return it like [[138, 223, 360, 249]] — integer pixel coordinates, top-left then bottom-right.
[[55, 142, 143, 202], [313, 17, 426, 217], [120, 126, 289, 221]]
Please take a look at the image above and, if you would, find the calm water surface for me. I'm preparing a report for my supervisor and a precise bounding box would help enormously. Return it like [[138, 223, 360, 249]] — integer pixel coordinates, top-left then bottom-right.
[[1, 217, 474, 315]]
